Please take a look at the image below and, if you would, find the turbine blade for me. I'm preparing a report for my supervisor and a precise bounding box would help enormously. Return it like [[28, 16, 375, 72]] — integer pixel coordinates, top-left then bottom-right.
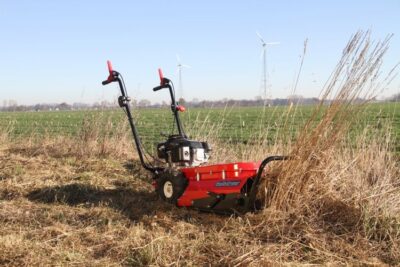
[[182, 64, 191, 68], [256, 31, 265, 44], [176, 54, 181, 63]]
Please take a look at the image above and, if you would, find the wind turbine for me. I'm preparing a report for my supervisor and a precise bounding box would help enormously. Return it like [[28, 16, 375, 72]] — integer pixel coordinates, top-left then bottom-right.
[[176, 54, 191, 100], [256, 31, 279, 106]]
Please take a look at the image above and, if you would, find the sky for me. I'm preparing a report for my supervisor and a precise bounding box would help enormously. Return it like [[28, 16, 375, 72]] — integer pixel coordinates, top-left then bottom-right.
[[0, 0, 399, 105]]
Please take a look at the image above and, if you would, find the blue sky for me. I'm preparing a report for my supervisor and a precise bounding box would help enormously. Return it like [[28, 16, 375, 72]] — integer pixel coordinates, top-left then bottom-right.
[[0, 0, 399, 105]]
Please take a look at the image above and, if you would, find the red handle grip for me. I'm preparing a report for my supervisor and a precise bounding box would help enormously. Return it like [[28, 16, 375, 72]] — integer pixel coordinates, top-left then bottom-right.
[[158, 68, 164, 85], [107, 60, 113, 74], [102, 60, 115, 86], [176, 105, 186, 112]]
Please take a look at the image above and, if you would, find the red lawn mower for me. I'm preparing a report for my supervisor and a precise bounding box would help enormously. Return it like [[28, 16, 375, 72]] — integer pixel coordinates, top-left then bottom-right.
[[102, 61, 288, 213]]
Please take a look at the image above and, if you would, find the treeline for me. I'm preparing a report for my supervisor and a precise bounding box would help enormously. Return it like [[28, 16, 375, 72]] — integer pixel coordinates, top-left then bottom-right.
[[0, 94, 398, 112], [0, 102, 95, 112], [177, 97, 321, 108], [0, 97, 320, 112], [388, 93, 400, 102]]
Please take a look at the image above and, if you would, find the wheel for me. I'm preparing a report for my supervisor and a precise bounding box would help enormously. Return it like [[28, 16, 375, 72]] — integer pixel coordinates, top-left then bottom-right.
[[155, 170, 188, 204]]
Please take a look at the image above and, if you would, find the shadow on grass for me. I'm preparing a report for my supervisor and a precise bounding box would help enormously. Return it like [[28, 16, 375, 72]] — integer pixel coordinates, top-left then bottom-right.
[[26, 183, 163, 221], [26, 182, 227, 226], [122, 160, 153, 182]]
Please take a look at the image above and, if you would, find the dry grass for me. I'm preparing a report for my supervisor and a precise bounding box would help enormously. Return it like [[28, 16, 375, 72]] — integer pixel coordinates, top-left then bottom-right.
[[1, 137, 398, 266], [1, 31, 399, 266], [261, 31, 394, 210]]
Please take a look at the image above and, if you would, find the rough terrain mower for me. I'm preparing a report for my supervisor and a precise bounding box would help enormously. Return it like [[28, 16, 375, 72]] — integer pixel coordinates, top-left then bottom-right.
[[102, 61, 288, 213]]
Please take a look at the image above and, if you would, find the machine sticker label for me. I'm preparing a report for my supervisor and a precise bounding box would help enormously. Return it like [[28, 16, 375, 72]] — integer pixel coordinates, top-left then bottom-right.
[[215, 180, 241, 187]]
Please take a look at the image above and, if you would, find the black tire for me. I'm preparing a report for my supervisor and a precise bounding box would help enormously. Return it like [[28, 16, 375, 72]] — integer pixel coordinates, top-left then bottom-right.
[[155, 170, 188, 204]]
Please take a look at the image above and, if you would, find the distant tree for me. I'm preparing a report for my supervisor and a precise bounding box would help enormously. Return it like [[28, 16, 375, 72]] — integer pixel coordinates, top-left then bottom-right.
[[388, 93, 400, 102], [34, 104, 41, 111], [5, 100, 18, 111], [58, 102, 70, 110], [178, 98, 186, 106], [138, 99, 151, 107], [131, 99, 138, 108], [161, 101, 168, 107]]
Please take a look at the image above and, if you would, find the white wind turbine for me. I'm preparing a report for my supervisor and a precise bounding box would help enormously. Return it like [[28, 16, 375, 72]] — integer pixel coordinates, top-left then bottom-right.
[[176, 54, 191, 100], [256, 31, 279, 106]]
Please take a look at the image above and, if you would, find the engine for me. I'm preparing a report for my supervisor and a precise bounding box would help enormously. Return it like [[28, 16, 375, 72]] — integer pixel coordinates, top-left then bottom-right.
[[157, 135, 211, 167]]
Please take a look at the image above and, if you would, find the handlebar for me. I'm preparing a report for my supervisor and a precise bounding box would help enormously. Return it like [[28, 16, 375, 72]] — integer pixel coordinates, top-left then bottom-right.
[[153, 68, 170, 91], [102, 60, 117, 86], [154, 68, 187, 136], [102, 79, 112, 85], [153, 85, 165, 91]]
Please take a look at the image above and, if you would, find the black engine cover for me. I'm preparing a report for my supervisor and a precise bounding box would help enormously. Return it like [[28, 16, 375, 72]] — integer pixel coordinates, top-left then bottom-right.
[[157, 135, 210, 164]]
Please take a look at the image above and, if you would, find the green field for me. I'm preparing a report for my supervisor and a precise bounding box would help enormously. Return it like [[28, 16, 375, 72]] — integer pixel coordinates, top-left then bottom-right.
[[0, 103, 399, 152]]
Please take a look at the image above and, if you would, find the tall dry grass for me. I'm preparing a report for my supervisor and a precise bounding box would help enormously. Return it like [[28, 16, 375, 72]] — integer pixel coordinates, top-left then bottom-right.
[[0, 125, 12, 150], [261, 31, 394, 210], [0, 114, 136, 160], [241, 31, 400, 262]]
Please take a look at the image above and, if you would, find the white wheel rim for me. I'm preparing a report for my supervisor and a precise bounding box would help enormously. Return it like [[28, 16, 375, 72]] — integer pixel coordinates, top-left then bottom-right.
[[163, 181, 174, 198]]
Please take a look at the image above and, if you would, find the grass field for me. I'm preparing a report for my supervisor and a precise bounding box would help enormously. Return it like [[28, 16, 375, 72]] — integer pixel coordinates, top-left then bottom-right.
[[1, 102, 398, 154]]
